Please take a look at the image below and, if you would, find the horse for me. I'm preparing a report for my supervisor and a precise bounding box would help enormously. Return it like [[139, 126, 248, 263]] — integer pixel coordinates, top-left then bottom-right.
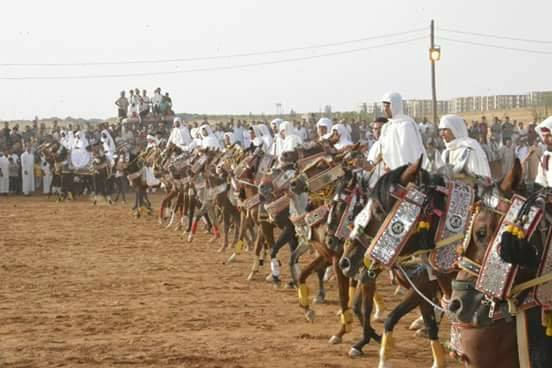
[[339, 159, 532, 368], [447, 161, 552, 368]]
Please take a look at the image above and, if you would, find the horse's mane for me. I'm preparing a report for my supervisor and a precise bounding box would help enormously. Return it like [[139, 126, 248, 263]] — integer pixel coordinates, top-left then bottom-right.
[[370, 164, 443, 213]]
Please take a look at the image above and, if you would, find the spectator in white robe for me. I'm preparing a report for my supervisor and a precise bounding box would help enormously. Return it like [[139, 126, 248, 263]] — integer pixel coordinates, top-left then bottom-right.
[[41, 156, 52, 194], [0, 151, 9, 194], [199, 125, 222, 150], [330, 124, 353, 150], [438, 114, 491, 181], [380, 92, 426, 170], [21, 145, 35, 195]]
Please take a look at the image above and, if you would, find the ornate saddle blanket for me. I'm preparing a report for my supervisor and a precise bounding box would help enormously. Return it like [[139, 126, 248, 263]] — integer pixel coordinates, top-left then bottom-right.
[[429, 182, 475, 273], [476, 195, 543, 300], [307, 165, 345, 193], [367, 184, 427, 267]]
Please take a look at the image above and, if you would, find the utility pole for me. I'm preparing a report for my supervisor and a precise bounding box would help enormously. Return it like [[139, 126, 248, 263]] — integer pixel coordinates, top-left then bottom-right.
[[430, 19, 438, 127]]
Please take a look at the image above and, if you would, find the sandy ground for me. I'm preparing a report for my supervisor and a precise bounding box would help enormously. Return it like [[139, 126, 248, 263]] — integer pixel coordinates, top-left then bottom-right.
[[0, 194, 461, 368]]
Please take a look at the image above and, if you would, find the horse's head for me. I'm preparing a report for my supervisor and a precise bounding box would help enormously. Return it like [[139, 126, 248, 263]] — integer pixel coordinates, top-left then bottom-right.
[[340, 157, 436, 278], [448, 160, 524, 327]]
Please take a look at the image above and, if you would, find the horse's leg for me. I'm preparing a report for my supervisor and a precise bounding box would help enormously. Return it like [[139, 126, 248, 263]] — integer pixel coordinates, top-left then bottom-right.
[[298, 255, 329, 322], [247, 222, 265, 281], [269, 222, 294, 286], [419, 289, 447, 368], [289, 236, 312, 295], [225, 209, 247, 264], [328, 254, 353, 345], [378, 289, 421, 368], [349, 278, 381, 357]]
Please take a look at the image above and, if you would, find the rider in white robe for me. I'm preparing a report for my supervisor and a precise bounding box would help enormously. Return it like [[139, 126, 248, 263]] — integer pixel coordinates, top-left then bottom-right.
[[535, 116, 552, 188], [278, 121, 303, 159], [199, 124, 222, 150], [380, 92, 426, 170], [270, 119, 283, 156], [101, 129, 116, 165], [438, 114, 491, 181], [330, 124, 353, 150], [256, 124, 273, 153], [21, 147, 35, 195], [71, 131, 91, 169], [316, 117, 333, 140], [0, 151, 9, 194]]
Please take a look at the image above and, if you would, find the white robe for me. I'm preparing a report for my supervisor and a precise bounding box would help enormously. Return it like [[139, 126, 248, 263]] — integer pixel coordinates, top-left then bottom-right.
[[0, 156, 9, 193], [331, 124, 353, 150], [21, 151, 35, 194], [536, 151, 552, 187], [71, 136, 91, 169], [380, 92, 426, 170], [41, 158, 52, 194], [101, 130, 116, 164], [366, 140, 385, 189], [439, 114, 491, 180]]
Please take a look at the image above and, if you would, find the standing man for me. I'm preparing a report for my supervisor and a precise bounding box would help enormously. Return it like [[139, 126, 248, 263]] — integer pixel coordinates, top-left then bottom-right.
[[379, 92, 426, 170], [115, 91, 129, 122], [0, 150, 9, 195], [20, 144, 35, 196]]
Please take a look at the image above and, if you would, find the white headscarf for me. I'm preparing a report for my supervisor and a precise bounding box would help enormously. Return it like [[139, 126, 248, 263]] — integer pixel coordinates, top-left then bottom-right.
[[279, 121, 303, 155], [439, 114, 491, 179], [536, 116, 552, 140], [316, 117, 333, 140], [379, 92, 426, 170], [256, 124, 273, 152], [331, 124, 353, 150]]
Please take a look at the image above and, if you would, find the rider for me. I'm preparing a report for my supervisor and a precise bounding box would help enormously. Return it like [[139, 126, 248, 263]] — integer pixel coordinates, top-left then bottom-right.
[[329, 124, 353, 150], [316, 117, 333, 140], [438, 114, 491, 182], [199, 124, 222, 151], [535, 116, 552, 188], [380, 92, 426, 170]]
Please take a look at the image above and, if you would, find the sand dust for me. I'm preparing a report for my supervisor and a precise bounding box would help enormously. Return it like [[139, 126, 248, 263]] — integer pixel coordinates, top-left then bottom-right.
[[0, 195, 461, 367]]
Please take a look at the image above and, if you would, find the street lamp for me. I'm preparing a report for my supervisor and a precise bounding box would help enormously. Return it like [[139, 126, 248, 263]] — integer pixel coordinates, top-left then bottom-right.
[[430, 20, 440, 127], [430, 46, 441, 62]]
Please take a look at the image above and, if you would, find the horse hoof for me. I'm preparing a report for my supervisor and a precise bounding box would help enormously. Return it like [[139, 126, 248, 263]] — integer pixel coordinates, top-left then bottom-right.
[[217, 245, 227, 253], [349, 347, 363, 358], [265, 273, 273, 283], [226, 253, 236, 264], [187, 235, 193, 243], [328, 335, 342, 345], [313, 294, 326, 305], [158, 219, 163, 225], [378, 361, 392, 368], [409, 316, 424, 331], [305, 309, 315, 322]]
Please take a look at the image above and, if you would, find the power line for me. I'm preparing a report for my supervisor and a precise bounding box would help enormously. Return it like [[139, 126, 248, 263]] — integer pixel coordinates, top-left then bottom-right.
[[0, 36, 425, 81], [0, 28, 427, 67], [439, 36, 552, 55], [438, 27, 552, 45]]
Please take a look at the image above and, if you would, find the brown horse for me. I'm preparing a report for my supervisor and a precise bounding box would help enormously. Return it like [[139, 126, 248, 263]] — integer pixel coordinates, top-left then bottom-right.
[[447, 161, 552, 368]]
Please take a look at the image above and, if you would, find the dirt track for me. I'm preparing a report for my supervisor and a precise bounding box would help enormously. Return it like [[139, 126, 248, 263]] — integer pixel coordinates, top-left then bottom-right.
[[0, 195, 460, 368]]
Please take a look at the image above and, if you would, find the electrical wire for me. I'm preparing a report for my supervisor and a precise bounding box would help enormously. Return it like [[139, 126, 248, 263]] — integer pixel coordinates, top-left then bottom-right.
[[0, 28, 427, 67], [0, 36, 426, 81], [439, 36, 552, 55], [438, 27, 552, 45]]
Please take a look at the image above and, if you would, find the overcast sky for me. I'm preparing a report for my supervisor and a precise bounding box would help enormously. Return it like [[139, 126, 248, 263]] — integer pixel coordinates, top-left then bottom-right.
[[1, 0, 551, 120]]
